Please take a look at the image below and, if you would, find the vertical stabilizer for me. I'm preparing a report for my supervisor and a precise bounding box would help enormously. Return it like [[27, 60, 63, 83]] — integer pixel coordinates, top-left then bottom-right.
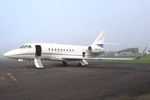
[[92, 31, 105, 47]]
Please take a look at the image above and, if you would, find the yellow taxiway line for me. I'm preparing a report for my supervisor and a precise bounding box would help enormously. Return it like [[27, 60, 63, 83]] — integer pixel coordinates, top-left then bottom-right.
[[6, 73, 18, 82]]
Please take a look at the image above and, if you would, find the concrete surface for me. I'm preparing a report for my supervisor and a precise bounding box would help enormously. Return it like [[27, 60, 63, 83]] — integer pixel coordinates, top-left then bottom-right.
[[0, 57, 150, 100]]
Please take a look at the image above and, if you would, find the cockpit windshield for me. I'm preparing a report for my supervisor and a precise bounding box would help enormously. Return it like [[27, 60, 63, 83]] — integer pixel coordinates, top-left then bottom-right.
[[20, 45, 31, 49]]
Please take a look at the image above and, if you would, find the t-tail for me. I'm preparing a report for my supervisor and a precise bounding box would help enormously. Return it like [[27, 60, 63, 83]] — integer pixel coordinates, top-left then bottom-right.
[[88, 32, 105, 54], [92, 31, 105, 47]]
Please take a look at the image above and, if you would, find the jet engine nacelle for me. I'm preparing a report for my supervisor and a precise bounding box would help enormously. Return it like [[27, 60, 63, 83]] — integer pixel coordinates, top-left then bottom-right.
[[88, 45, 104, 54]]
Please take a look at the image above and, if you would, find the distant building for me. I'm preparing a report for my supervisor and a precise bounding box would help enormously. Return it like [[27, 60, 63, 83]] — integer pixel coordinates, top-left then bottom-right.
[[104, 51, 116, 56], [117, 48, 139, 57], [146, 50, 150, 55], [103, 47, 149, 57]]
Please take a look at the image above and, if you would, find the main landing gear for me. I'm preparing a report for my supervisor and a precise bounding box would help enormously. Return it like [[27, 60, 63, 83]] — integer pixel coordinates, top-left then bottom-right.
[[62, 52, 89, 67], [26, 60, 31, 68], [62, 61, 68, 66], [78, 52, 89, 67]]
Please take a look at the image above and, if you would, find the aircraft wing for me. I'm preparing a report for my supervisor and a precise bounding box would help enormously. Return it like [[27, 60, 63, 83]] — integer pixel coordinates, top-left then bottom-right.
[[86, 57, 135, 60], [63, 57, 135, 61], [63, 47, 147, 61]]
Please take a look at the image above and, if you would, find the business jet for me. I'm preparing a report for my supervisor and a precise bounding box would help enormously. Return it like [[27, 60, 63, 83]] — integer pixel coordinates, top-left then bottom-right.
[[3, 32, 146, 68]]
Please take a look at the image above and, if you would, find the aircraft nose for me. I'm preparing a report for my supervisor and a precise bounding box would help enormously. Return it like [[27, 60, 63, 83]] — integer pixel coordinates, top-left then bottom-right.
[[4, 51, 12, 57], [3, 52, 7, 56], [3, 50, 17, 58]]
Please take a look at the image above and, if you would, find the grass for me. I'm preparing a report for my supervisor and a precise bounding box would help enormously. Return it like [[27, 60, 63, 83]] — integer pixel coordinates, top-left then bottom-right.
[[101, 56, 150, 64]]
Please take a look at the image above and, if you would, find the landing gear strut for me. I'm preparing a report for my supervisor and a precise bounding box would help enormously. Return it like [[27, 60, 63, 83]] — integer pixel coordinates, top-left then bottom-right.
[[27, 60, 31, 68]]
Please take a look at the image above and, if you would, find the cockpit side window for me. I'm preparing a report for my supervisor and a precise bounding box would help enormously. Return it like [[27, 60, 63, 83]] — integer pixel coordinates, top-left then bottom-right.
[[20, 45, 24, 48], [20, 45, 32, 49], [28, 45, 31, 48]]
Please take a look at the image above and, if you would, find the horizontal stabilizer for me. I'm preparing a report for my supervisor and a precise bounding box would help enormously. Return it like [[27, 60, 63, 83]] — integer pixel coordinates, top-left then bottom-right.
[[135, 47, 147, 59]]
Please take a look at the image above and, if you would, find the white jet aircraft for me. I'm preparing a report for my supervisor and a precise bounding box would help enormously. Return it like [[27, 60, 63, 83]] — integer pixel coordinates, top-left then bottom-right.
[[4, 32, 146, 68]]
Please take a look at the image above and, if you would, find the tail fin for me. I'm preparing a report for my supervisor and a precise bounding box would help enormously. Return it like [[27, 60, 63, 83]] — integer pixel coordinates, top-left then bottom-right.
[[92, 31, 105, 47]]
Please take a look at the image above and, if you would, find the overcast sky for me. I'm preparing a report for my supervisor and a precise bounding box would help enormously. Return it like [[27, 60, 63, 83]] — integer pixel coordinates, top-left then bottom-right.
[[0, 0, 150, 54]]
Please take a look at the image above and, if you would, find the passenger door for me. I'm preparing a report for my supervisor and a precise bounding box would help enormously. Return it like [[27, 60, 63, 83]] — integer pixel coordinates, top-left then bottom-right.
[[35, 45, 42, 56]]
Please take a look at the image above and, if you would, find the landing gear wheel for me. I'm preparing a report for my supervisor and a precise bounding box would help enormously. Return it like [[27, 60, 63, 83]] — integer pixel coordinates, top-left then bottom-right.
[[78, 62, 83, 67], [62, 61, 68, 66], [26, 65, 31, 68], [78, 62, 88, 67]]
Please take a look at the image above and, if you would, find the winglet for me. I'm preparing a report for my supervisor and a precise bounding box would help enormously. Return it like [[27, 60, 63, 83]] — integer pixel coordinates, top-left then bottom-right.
[[135, 47, 147, 59]]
